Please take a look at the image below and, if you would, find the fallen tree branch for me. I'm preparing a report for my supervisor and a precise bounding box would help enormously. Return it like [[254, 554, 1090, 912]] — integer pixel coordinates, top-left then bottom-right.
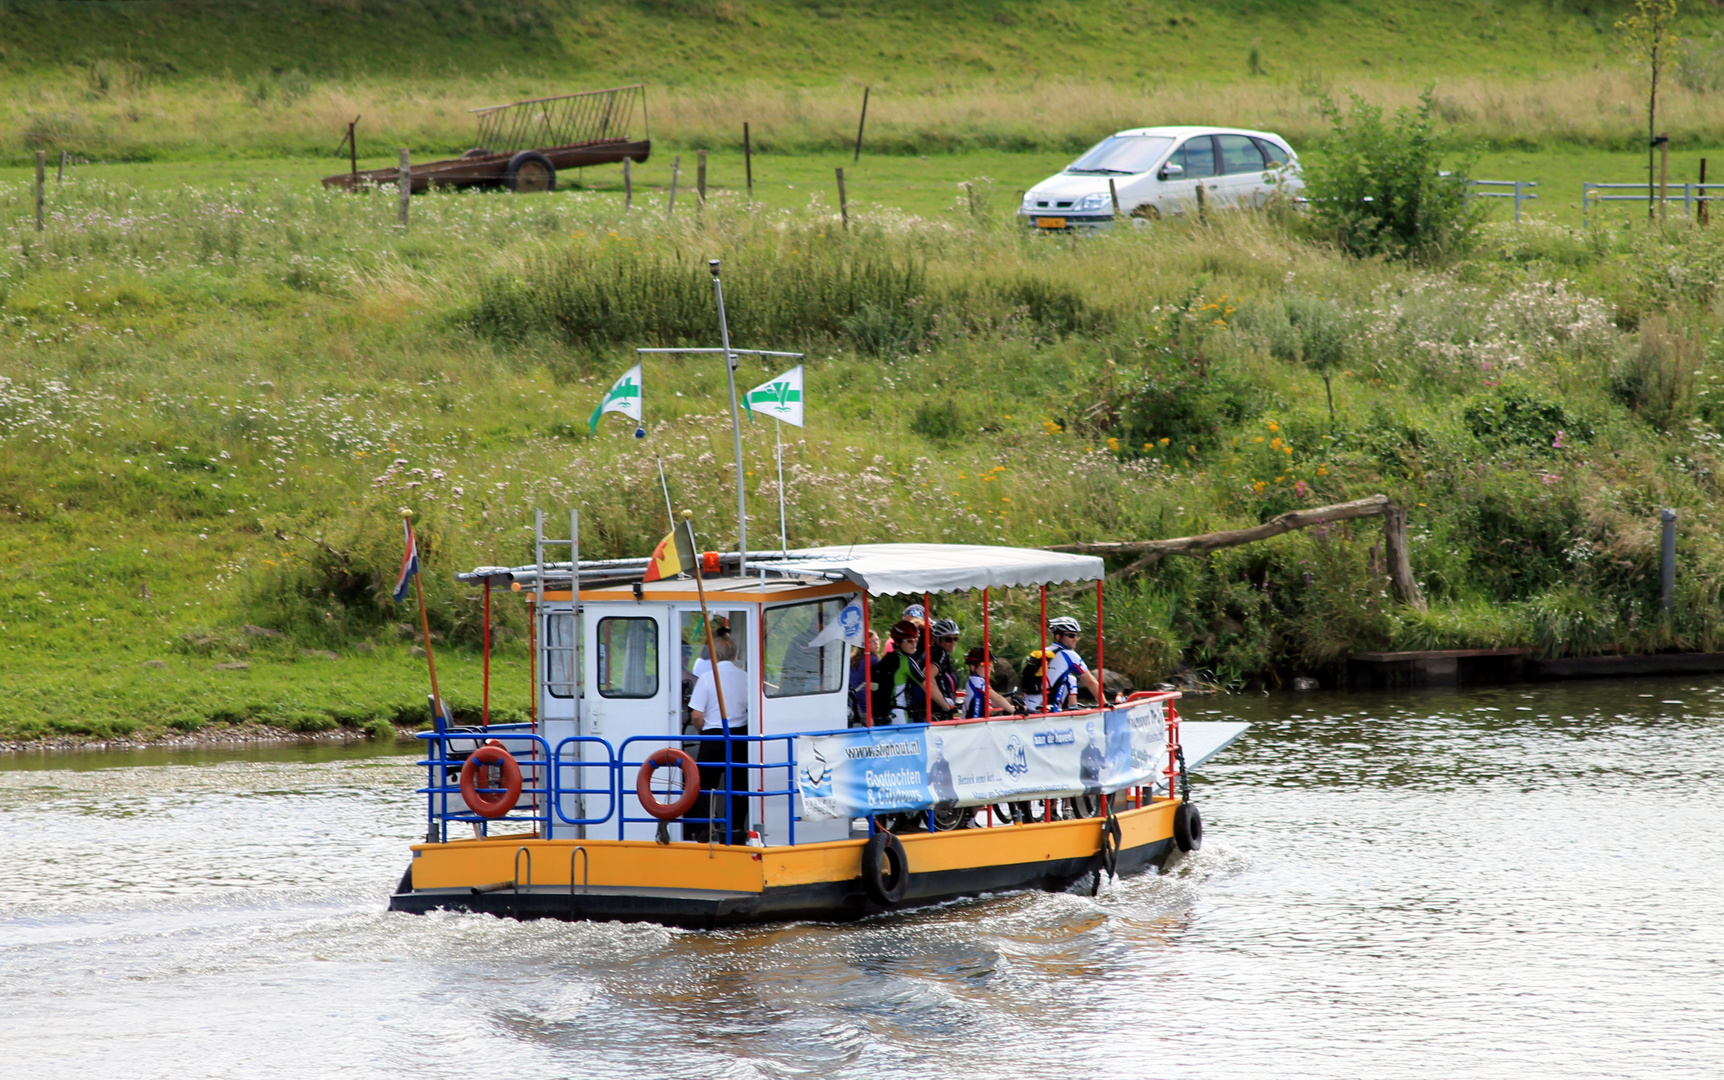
[[1048, 494, 1426, 609]]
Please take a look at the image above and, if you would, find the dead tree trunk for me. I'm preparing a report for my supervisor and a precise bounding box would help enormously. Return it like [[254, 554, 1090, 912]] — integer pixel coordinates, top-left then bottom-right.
[[1051, 493, 1427, 609]]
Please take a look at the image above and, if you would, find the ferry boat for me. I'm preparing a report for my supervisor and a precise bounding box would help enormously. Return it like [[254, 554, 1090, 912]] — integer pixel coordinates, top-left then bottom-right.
[[388, 532, 1246, 928]]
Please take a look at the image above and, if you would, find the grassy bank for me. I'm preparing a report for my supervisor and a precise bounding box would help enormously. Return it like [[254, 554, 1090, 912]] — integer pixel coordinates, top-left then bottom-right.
[[5, 164, 1724, 742]]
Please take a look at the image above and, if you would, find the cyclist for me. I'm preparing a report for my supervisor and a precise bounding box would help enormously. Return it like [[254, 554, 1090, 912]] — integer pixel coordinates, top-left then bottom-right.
[[1026, 616, 1101, 712]]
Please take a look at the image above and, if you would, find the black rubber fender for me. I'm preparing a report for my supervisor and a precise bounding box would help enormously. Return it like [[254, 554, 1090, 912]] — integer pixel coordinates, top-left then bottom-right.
[[504, 150, 557, 193], [860, 830, 908, 906], [1101, 815, 1122, 879], [1173, 801, 1203, 853]]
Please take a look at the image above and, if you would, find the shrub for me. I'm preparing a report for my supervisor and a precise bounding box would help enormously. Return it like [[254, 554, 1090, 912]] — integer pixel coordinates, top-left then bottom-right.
[[1302, 87, 1483, 260], [1612, 315, 1699, 432], [1463, 383, 1590, 452]]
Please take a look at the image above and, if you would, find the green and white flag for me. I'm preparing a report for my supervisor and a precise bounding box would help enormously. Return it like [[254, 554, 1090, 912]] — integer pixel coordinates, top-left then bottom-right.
[[588, 364, 643, 432], [744, 365, 804, 427]]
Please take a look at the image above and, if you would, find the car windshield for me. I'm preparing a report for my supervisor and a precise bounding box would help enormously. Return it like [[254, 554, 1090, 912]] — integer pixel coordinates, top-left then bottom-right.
[[1064, 135, 1175, 175]]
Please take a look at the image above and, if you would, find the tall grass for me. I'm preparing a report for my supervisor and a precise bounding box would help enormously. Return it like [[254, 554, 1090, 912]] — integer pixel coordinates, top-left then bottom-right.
[[7, 170, 1724, 735]]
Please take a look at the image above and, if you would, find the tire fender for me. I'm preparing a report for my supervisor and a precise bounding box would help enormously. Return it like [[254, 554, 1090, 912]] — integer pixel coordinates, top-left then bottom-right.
[[860, 830, 908, 906], [1173, 800, 1203, 853]]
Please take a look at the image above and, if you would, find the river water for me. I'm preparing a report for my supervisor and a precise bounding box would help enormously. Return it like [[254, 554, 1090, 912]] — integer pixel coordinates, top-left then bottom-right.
[[3, 679, 1721, 1079]]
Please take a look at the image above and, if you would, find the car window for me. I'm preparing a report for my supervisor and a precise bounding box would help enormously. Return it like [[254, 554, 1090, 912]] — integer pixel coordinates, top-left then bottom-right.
[[1254, 138, 1291, 166], [1169, 136, 1217, 178], [1064, 135, 1174, 175], [1217, 134, 1267, 175]]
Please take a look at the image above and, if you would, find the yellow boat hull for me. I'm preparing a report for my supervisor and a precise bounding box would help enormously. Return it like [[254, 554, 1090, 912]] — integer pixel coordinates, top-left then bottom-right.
[[390, 799, 1182, 927]]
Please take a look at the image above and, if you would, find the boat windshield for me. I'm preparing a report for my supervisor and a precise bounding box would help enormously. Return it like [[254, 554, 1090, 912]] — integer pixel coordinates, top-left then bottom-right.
[[1065, 135, 1175, 176]]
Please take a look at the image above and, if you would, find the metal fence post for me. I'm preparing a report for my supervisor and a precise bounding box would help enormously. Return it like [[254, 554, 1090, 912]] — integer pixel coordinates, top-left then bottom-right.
[[1661, 508, 1678, 616]]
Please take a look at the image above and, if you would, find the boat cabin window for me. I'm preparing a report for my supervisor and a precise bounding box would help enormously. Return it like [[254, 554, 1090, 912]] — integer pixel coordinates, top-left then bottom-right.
[[764, 598, 847, 698], [596, 616, 659, 699], [544, 611, 578, 698]]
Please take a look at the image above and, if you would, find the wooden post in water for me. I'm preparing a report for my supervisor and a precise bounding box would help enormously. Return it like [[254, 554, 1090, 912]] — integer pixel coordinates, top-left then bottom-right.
[[34, 151, 45, 231], [697, 149, 707, 209], [836, 167, 849, 230], [398, 149, 411, 229]]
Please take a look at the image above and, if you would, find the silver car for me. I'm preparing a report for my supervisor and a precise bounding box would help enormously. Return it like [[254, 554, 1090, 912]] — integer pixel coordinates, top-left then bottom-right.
[[1019, 125, 1301, 231]]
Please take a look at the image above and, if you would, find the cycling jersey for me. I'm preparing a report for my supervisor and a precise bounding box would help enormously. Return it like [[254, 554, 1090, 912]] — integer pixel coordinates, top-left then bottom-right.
[[1044, 644, 1089, 711]]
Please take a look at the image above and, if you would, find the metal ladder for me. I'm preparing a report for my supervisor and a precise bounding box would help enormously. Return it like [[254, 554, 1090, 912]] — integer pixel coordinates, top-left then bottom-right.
[[535, 510, 582, 831]]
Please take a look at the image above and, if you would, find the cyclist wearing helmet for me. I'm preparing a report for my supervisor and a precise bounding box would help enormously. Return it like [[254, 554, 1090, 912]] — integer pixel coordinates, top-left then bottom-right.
[[1025, 616, 1101, 712], [929, 618, 962, 720], [873, 620, 929, 724]]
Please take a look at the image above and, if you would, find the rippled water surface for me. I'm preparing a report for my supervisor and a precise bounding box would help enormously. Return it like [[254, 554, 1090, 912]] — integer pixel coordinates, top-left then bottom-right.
[[5, 680, 1723, 1079]]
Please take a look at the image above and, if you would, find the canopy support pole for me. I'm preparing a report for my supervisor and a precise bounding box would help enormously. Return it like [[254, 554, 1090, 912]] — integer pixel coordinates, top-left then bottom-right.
[[482, 579, 491, 729], [1039, 585, 1049, 714], [862, 592, 873, 727], [923, 591, 933, 726], [1095, 580, 1104, 708], [982, 587, 991, 720]]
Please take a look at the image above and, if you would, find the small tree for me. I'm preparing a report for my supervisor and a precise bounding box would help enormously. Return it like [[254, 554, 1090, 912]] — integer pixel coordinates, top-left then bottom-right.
[[1302, 87, 1481, 261], [1618, 0, 1681, 222]]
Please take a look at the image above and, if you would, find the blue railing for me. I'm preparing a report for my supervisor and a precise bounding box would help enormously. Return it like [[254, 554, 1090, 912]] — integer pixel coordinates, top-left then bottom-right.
[[416, 726, 807, 846], [417, 724, 551, 843], [616, 732, 801, 846]]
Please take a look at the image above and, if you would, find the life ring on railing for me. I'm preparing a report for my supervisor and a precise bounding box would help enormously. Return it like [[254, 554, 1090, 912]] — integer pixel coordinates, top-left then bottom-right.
[[459, 744, 522, 819], [861, 830, 909, 906], [636, 748, 700, 821]]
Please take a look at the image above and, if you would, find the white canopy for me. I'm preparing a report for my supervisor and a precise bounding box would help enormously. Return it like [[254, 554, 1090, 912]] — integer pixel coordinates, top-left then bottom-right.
[[764, 543, 1104, 597]]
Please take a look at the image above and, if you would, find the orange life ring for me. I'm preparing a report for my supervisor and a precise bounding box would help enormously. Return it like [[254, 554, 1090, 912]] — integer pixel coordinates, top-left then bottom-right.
[[636, 748, 700, 821], [459, 744, 522, 819]]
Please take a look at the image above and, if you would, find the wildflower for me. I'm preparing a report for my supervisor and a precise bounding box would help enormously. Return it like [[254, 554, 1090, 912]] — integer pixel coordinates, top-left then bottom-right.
[[1266, 420, 1280, 432], [1294, 480, 1310, 497], [1316, 465, 1329, 476], [1552, 430, 1566, 449]]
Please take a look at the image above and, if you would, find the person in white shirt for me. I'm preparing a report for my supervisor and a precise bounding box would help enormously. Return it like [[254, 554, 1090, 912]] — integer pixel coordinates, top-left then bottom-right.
[[687, 634, 749, 843]]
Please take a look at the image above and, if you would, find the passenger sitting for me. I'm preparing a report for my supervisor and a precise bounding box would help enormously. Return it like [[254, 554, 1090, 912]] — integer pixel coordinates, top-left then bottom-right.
[[871, 620, 929, 725], [962, 647, 1016, 718]]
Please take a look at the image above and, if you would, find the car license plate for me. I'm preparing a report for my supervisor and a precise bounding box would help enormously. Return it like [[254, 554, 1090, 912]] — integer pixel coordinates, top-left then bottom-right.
[[1035, 217, 1066, 229]]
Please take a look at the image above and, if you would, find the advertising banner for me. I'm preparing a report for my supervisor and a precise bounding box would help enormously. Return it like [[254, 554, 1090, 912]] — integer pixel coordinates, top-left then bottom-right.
[[796, 700, 1167, 820]]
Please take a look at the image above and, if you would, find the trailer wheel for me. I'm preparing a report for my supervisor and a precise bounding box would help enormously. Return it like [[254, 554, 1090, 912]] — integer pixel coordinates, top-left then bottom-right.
[[505, 151, 557, 193]]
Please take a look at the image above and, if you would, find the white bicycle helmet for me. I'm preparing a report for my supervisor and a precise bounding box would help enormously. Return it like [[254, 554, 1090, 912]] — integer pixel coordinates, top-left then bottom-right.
[[1047, 616, 1082, 635], [931, 618, 962, 638]]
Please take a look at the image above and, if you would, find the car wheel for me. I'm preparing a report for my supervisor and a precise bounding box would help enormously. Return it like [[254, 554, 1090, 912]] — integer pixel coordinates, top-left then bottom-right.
[[1130, 203, 1161, 221]]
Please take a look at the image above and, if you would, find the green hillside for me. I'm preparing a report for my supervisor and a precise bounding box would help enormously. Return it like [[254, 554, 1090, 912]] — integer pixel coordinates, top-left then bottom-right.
[[0, 0, 1656, 85]]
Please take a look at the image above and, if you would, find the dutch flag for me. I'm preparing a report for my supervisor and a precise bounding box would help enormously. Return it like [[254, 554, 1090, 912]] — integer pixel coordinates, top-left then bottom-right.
[[393, 518, 419, 603]]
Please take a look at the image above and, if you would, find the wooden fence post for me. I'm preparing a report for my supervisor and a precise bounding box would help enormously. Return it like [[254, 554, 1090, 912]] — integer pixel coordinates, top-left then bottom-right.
[[57, 150, 67, 185], [667, 154, 681, 215], [398, 148, 411, 229], [836, 167, 848, 229], [623, 157, 632, 211], [853, 86, 869, 162], [697, 149, 707, 209], [34, 150, 45, 231], [743, 122, 754, 202], [1382, 503, 1426, 611]]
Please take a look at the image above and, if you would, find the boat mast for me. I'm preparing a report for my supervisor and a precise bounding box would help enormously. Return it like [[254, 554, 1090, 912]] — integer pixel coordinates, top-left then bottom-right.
[[709, 259, 748, 566]]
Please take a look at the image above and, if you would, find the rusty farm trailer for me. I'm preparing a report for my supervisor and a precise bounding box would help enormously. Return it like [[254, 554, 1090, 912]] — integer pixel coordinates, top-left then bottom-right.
[[323, 84, 650, 194]]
